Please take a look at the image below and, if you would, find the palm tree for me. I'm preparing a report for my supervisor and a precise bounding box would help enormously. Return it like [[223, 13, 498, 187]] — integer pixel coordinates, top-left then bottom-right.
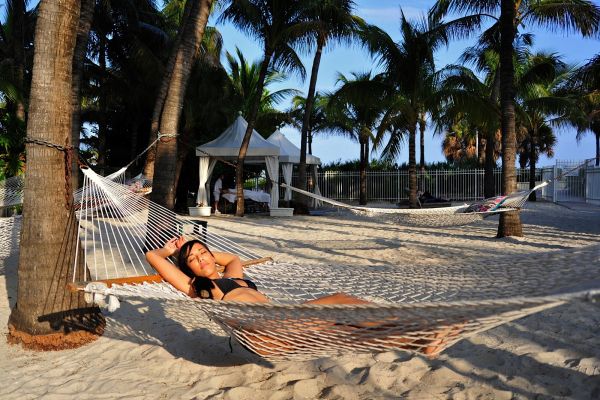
[[360, 11, 446, 207], [9, 0, 105, 349], [290, 93, 329, 155], [150, 0, 214, 210], [515, 53, 571, 200], [431, 0, 600, 237], [326, 71, 390, 205], [569, 54, 600, 165], [226, 47, 299, 133], [219, 0, 308, 216], [295, 0, 363, 208]]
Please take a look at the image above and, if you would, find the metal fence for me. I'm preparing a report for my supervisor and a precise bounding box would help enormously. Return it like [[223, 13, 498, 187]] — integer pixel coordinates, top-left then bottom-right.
[[281, 159, 599, 204], [286, 168, 539, 202]]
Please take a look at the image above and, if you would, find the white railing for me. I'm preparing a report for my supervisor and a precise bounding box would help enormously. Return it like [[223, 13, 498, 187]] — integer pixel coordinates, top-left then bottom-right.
[[287, 168, 540, 202], [282, 159, 599, 204]]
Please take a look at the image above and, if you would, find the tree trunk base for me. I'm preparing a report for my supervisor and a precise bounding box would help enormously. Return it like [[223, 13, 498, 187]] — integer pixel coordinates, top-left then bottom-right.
[[7, 308, 105, 351], [497, 211, 523, 238]]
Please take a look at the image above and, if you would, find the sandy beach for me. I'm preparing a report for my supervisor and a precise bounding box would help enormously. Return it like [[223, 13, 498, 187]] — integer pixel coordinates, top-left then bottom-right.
[[1, 201, 600, 399]]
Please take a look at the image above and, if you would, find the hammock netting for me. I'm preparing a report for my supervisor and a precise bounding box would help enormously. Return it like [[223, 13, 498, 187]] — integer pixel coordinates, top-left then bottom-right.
[[72, 167, 600, 361], [0, 175, 24, 208]]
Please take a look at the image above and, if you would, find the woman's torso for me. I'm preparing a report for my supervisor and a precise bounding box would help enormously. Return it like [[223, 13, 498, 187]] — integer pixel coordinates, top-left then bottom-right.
[[195, 277, 269, 303]]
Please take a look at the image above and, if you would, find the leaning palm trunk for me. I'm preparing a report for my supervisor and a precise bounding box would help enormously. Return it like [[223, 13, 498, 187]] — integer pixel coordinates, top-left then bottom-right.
[[235, 49, 273, 216], [497, 0, 522, 238], [12, 0, 26, 122], [151, 0, 213, 210], [70, 0, 95, 190], [298, 34, 325, 209], [142, 0, 195, 179], [408, 126, 418, 208], [8, 0, 104, 349], [419, 113, 426, 171]]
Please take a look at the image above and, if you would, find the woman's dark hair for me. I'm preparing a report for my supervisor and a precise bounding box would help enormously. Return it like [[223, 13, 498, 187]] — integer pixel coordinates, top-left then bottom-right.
[[177, 240, 215, 299]]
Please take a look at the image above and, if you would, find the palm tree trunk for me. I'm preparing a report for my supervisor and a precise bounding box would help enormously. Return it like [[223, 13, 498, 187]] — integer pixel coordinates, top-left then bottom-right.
[[408, 125, 418, 208], [298, 33, 325, 208], [484, 129, 497, 198], [8, 0, 104, 349], [151, 0, 213, 210], [142, 0, 195, 179], [97, 38, 107, 175], [497, 0, 522, 238], [419, 112, 426, 171], [528, 129, 537, 201], [12, 0, 26, 121], [235, 48, 273, 216], [71, 0, 95, 190], [359, 136, 368, 205]]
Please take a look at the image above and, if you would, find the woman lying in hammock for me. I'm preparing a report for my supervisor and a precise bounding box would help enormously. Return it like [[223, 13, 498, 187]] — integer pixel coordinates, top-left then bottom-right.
[[146, 237, 459, 357]]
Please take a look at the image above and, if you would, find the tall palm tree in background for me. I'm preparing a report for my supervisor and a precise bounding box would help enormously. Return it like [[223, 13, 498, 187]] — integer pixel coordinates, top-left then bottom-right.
[[219, 0, 307, 216], [295, 0, 363, 210], [9, 0, 104, 349], [514, 52, 571, 201], [290, 93, 329, 155], [326, 71, 390, 205], [151, 0, 214, 210], [360, 11, 446, 208], [431, 0, 600, 237], [226, 47, 299, 134], [569, 54, 600, 165]]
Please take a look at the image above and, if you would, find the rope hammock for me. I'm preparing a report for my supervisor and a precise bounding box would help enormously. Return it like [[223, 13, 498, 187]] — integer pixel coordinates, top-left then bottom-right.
[[0, 175, 24, 208], [71, 166, 600, 361], [281, 181, 546, 227]]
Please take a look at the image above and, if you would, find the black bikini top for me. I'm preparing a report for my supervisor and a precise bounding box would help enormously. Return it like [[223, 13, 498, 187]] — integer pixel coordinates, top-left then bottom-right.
[[193, 277, 258, 299]]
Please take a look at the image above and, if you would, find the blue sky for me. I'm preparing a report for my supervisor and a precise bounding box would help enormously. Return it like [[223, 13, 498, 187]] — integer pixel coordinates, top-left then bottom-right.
[[4, 0, 598, 166], [212, 0, 600, 167]]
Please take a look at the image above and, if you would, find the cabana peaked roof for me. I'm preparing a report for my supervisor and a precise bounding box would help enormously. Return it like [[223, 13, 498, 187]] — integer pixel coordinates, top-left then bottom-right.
[[196, 115, 279, 158], [267, 130, 321, 165]]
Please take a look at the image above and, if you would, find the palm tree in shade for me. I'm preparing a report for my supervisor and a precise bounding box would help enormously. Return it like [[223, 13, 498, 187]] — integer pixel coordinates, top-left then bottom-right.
[[294, 0, 363, 209], [431, 0, 600, 237], [326, 71, 391, 205], [150, 0, 215, 210], [9, 0, 104, 349], [219, 0, 308, 216], [359, 11, 446, 207]]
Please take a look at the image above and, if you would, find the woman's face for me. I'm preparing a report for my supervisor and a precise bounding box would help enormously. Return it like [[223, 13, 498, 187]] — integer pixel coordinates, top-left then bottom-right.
[[185, 243, 216, 277]]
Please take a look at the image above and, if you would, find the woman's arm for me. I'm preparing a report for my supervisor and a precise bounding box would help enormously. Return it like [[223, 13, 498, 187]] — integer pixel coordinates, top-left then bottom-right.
[[146, 238, 196, 297], [213, 251, 244, 279]]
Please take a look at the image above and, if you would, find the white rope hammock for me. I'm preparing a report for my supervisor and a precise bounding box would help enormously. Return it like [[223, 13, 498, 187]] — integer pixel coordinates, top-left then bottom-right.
[[72, 167, 600, 361], [281, 181, 548, 227], [0, 175, 24, 208]]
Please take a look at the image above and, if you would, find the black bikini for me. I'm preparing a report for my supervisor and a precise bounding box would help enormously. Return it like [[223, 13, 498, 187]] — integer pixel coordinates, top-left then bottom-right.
[[194, 277, 258, 299]]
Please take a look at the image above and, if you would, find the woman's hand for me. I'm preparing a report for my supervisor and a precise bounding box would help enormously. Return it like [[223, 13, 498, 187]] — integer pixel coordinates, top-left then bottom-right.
[[162, 237, 181, 257]]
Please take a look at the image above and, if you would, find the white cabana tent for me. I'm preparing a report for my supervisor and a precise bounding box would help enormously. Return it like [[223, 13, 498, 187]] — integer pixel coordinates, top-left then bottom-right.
[[195, 115, 280, 209], [267, 129, 322, 206]]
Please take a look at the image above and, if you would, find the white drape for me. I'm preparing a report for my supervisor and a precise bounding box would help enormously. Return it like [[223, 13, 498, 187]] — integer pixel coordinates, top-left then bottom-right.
[[282, 163, 293, 201], [196, 157, 217, 206], [265, 156, 279, 209], [312, 165, 323, 208]]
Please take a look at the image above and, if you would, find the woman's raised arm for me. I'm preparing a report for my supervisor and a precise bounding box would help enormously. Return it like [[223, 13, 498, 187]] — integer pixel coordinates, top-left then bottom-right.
[[146, 238, 196, 297], [214, 252, 243, 279]]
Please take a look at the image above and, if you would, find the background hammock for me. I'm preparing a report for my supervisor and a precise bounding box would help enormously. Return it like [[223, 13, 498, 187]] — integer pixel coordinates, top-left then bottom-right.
[[72, 167, 600, 361], [281, 181, 547, 227]]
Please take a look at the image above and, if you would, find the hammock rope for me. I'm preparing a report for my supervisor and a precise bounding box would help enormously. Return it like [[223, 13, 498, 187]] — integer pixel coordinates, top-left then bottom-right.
[[72, 166, 600, 361]]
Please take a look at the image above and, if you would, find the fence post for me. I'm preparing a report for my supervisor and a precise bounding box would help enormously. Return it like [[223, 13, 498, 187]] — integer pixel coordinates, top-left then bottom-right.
[[553, 163, 557, 202]]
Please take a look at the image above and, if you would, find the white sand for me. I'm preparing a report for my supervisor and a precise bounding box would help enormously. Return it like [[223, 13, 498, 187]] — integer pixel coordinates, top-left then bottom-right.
[[1, 201, 600, 399]]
